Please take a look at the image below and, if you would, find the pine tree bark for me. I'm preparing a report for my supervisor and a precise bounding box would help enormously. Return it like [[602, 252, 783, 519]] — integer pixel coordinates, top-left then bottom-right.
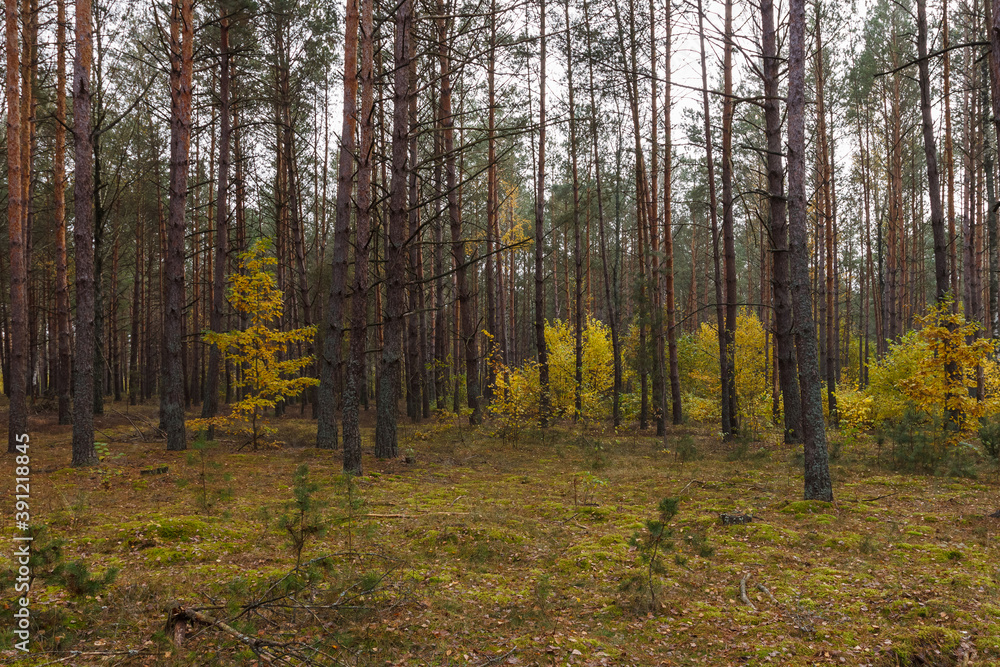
[[344, 0, 373, 474], [535, 0, 551, 426], [6, 0, 28, 454], [564, 0, 583, 422], [203, 7, 231, 429], [55, 0, 71, 424], [317, 0, 359, 450], [663, 0, 682, 426], [162, 0, 194, 452], [375, 0, 413, 458], [760, 0, 802, 443], [721, 0, 738, 437], [916, 0, 959, 427], [70, 0, 97, 464], [583, 0, 621, 427], [788, 0, 832, 501], [987, 0, 1000, 337], [696, 0, 733, 439]]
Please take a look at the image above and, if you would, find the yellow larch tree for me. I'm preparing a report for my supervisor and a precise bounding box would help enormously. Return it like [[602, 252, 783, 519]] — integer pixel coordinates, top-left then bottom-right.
[[189, 241, 319, 449]]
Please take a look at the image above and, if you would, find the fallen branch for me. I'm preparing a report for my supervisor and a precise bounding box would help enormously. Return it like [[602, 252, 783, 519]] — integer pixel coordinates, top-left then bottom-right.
[[111, 409, 149, 440], [740, 574, 756, 610], [861, 491, 899, 503], [478, 647, 518, 666], [755, 583, 779, 605], [678, 479, 704, 495]]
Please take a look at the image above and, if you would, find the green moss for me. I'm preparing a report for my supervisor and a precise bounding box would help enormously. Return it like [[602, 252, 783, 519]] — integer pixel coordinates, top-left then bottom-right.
[[782, 500, 834, 514]]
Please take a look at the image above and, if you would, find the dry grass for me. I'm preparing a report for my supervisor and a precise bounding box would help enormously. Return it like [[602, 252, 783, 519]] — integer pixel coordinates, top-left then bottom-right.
[[1, 405, 999, 666]]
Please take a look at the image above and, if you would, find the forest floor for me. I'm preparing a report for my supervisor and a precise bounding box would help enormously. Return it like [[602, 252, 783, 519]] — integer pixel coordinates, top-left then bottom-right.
[[1, 406, 1000, 666]]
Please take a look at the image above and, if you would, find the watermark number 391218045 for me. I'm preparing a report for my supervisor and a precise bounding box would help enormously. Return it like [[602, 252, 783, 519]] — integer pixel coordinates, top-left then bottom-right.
[[12, 432, 31, 652]]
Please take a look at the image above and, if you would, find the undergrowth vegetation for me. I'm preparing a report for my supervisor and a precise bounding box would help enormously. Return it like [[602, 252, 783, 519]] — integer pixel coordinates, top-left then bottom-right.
[[2, 406, 999, 665]]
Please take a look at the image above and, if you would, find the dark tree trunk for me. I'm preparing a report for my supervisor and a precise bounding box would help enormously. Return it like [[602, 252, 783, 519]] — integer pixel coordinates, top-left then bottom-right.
[[987, 0, 1000, 337], [535, 0, 551, 426], [375, 0, 413, 458], [162, 0, 194, 452], [788, 0, 833, 501], [583, 0, 622, 427], [7, 0, 28, 454], [71, 0, 98, 464], [565, 0, 583, 421], [203, 7, 231, 428], [663, 0, 681, 426], [55, 0, 71, 425], [696, 0, 733, 439], [760, 0, 802, 443], [318, 0, 359, 451], [916, 0, 958, 427], [344, 0, 373, 474], [721, 0, 738, 437]]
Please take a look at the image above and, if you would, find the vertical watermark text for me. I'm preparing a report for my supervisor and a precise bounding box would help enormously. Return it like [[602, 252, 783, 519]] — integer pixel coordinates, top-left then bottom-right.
[[12, 432, 31, 652]]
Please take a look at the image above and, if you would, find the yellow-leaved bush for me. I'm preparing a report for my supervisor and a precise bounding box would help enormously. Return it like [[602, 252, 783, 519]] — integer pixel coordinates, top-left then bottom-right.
[[838, 299, 1000, 440], [678, 310, 772, 435], [188, 241, 319, 448], [487, 317, 614, 429]]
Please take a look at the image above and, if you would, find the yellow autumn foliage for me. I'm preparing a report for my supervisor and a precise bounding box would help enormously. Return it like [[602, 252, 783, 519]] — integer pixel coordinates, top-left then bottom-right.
[[188, 241, 319, 447], [679, 310, 772, 436], [487, 317, 615, 429], [844, 299, 999, 439]]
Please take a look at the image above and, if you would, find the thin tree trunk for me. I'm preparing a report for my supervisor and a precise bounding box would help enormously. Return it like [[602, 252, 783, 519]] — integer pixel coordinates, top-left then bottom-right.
[[564, 0, 583, 422], [203, 7, 230, 429], [663, 0, 681, 425], [55, 0, 71, 424], [535, 0, 550, 426], [916, 0, 959, 429], [987, 0, 1000, 336], [583, 0, 621, 427], [721, 0, 738, 437], [696, 0, 732, 439]]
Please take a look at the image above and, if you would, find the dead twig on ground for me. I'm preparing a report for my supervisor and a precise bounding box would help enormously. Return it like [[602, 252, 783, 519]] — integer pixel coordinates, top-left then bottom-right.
[[740, 573, 756, 610], [478, 647, 518, 666], [756, 582, 779, 605], [678, 479, 704, 495]]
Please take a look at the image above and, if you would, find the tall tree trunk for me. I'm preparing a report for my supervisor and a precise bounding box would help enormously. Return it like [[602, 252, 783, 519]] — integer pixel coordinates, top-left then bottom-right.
[[129, 210, 142, 406], [162, 0, 194, 452], [318, 0, 359, 450], [583, 0, 621, 427], [721, 0, 738, 437], [663, 0, 681, 425], [535, 0, 550, 426], [565, 0, 583, 421], [7, 0, 27, 454], [760, 0, 802, 443], [484, 0, 499, 404], [788, 0, 832, 501], [375, 0, 413, 458], [203, 7, 231, 429], [917, 0, 959, 427], [344, 0, 373, 474], [987, 0, 1000, 337], [406, 31, 422, 422], [696, 0, 733, 439], [70, 0, 97, 464], [55, 0, 71, 424]]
